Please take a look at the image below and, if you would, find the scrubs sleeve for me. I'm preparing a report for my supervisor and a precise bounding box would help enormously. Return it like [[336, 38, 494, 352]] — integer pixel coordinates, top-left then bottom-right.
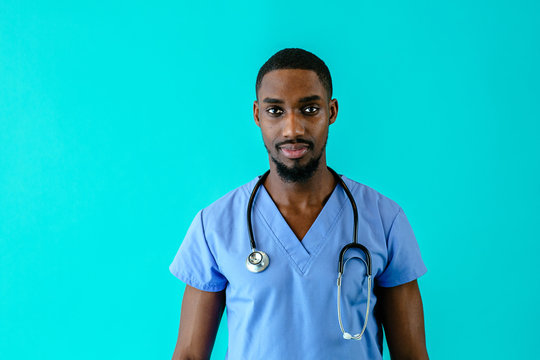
[[169, 210, 228, 292], [376, 208, 427, 287]]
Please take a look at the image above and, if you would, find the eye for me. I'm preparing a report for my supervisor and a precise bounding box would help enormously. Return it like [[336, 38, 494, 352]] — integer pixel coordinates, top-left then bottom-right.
[[266, 107, 284, 116], [303, 105, 320, 114]]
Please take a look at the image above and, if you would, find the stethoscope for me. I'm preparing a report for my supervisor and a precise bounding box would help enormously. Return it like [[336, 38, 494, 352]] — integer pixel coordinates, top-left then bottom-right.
[[245, 168, 373, 340]]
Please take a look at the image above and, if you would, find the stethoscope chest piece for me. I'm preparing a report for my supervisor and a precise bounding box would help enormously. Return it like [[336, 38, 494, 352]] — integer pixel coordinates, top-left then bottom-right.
[[246, 250, 270, 273]]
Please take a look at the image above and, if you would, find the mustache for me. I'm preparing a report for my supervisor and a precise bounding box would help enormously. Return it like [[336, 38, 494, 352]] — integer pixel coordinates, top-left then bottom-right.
[[275, 139, 314, 148]]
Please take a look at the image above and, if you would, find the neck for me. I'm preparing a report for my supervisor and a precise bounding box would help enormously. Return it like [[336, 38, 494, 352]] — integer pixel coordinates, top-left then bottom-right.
[[263, 155, 337, 208]]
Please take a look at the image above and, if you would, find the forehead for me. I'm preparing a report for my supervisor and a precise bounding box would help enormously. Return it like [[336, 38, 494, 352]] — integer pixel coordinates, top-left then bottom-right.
[[258, 69, 327, 101]]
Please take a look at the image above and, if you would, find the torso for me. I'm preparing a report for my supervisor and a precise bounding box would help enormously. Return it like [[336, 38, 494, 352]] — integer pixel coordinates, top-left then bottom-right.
[[171, 174, 426, 359], [205, 175, 405, 359]]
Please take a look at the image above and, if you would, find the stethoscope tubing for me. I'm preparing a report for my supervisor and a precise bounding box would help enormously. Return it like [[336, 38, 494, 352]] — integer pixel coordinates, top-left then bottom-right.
[[246, 170, 270, 252], [246, 167, 373, 340], [246, 167, 371, 275]]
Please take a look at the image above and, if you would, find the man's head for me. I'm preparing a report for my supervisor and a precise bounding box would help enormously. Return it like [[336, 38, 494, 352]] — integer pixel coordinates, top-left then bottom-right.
[[253, 49, 338, 183], [255, 48, 333, 102]]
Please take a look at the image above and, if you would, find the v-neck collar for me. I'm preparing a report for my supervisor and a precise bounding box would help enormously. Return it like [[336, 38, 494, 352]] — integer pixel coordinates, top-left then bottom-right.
[[252, 177, 350, 275]]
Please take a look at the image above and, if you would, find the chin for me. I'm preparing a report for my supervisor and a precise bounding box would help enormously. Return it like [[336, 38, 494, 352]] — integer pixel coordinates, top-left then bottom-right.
[[271, 154, 322, 183]]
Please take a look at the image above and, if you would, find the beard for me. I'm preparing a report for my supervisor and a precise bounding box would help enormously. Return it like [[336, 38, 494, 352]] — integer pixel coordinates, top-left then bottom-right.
[[265, 131, 328, 183], [270, 150, 323, 183], [263, 127, 329, 183]]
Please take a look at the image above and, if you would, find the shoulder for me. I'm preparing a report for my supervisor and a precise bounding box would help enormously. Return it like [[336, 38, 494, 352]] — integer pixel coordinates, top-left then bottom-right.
[[341, 175, 403, 227], [198, 176, 259, 229]]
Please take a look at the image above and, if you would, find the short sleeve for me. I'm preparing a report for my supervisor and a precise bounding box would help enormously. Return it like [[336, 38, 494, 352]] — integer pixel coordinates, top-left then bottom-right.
[[376, 208, 427, 287], [169, 209, 228, 292]]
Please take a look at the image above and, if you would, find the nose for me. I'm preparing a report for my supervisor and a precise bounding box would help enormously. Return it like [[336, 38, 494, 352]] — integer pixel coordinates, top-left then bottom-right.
[[282, 111, 305, 138]]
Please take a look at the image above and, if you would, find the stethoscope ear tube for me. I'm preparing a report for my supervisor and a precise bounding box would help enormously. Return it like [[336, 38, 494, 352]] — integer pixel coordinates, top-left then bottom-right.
[[337, 272, 372, 341], [338, 243, 372, 276]]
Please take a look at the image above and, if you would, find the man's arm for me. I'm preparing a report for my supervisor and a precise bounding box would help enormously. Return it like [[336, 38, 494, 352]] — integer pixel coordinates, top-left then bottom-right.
[[171, 285, 226, 360], [377, 279, 429, 360]]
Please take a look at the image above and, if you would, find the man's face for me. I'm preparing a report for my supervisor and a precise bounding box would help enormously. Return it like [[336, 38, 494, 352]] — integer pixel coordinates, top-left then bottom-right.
[[253, 69, 338, 182]]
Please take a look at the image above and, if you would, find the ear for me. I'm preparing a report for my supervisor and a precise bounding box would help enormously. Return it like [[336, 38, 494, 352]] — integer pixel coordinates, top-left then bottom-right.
[[328, 98, 338, 125], [253, 100, 261, 127]]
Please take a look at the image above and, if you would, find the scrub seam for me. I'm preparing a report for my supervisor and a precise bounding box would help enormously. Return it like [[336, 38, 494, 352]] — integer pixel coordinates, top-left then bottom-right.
[[254, 204, 305, 274], [377, 207, 403, 280], [173, 269, 227, 291], [302, 178, 359, 274], [245, 179, 306, 274], [200, 208, 228, 279], [301, 192, 347, 274], [376, 266, 427, 288], [385, 208, 403, 245]]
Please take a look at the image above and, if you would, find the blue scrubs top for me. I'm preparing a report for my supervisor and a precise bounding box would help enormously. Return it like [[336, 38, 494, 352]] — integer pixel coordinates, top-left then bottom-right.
[[170, 175, 427, 359]]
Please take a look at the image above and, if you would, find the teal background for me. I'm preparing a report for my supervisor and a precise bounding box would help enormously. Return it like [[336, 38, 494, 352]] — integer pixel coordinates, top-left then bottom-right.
[[1, 0, 538, 358]]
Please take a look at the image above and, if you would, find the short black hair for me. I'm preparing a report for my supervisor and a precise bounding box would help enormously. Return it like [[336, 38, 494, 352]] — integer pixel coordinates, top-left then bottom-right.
[[255, 48, 332, 100]]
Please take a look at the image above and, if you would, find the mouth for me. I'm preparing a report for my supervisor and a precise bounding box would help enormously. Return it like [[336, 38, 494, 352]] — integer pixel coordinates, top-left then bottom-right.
[[278, 143, 310, 159]]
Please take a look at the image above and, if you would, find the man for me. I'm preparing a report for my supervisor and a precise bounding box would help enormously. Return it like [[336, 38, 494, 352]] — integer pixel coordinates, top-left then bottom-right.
[[170, 48, 428, 359]]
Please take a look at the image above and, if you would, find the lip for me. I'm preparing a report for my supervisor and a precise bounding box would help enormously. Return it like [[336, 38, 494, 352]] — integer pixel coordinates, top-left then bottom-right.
[[279, 144, 309, 159]]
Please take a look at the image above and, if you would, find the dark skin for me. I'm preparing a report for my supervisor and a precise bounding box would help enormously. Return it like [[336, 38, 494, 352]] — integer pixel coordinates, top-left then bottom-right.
[[377, 281, 429, 359], [253, 69, 337, 240], [172, 69, 428, 360], [172, 285, 225, 360]]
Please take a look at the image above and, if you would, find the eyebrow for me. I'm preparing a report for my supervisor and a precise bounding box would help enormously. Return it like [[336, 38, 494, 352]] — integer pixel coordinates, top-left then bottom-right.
[[262, 95, 322, 104], [298, 95, 322, 103], [262, 97, 284, 104]]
